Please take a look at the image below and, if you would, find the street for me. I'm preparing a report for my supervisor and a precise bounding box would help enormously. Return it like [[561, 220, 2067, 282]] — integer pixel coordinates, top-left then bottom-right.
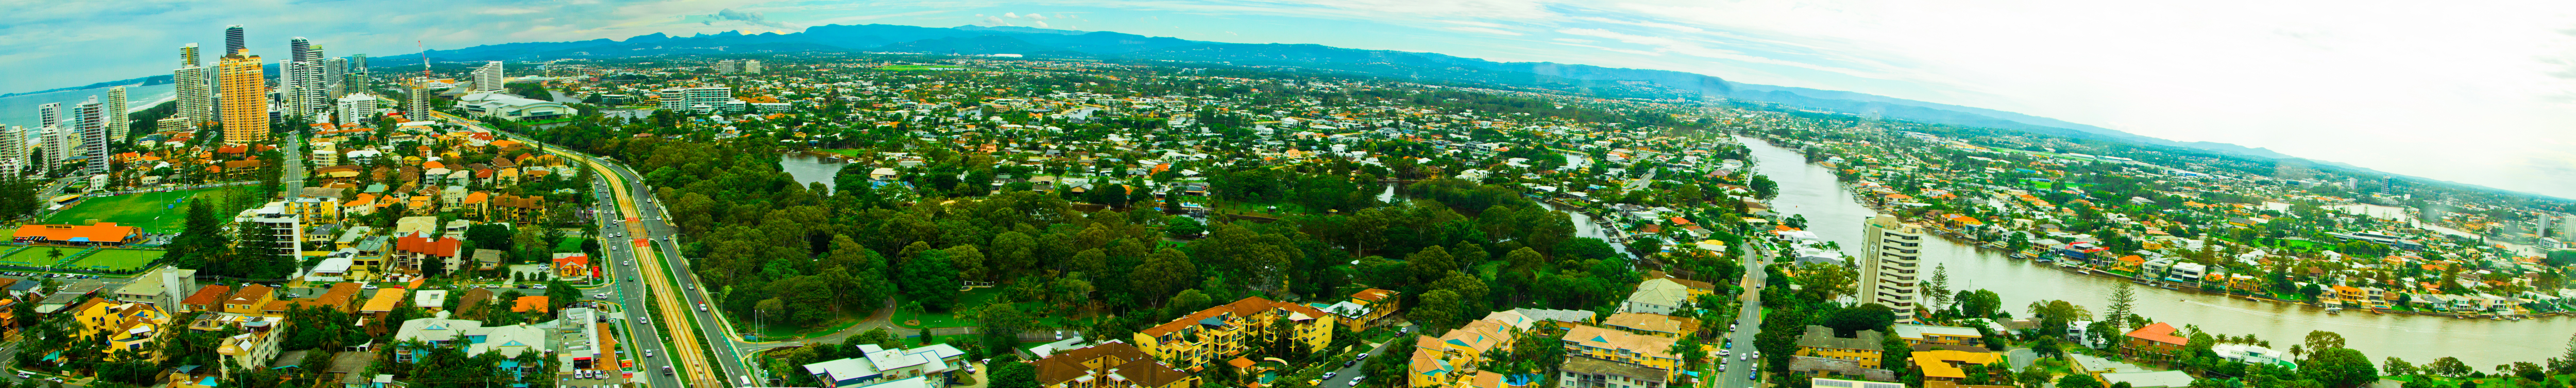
[[1717, 237, 1774, 388]]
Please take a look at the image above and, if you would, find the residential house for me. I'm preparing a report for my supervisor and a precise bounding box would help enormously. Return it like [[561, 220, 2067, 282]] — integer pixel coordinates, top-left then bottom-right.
[[182, 285, 232, 313], [1561, 357, 1668, 388], [1411, 318, 1520, 388], [1890, 324, 1984, 347], [225, 284, 279, 315], [392, 232, 464, 274], [2120, 322, 2189, 364], [390, 315, 550, 362]]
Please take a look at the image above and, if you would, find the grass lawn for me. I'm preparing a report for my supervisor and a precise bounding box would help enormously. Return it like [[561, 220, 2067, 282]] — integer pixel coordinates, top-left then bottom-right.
[[66, 249, 162, 272], [0, 246, 75, 267], [45, 187, 261, 233], [899, 288, 1006, 329]]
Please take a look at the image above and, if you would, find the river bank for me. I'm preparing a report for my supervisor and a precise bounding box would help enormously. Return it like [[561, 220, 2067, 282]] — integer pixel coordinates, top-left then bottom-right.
[[1735, 135, 2576, 368]]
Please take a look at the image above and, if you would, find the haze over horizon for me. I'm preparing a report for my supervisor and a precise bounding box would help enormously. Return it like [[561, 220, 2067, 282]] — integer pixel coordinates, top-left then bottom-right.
[[9, 0, 2575, 199]]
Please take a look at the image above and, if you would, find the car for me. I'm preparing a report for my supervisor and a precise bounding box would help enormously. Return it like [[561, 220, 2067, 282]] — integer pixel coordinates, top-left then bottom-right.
[[595, 293, 610, 299], [640, 317, 650, 324], [532, 285, 548, 289], [662, 366, 674, 376], [686, 283, 696, 291], [698, 303, 708, 312], [644, 349, 655, 357], [1343, 360, 1355, 367], [1719, 349, 1730, 357], [1355, 353, 1369, 361], [1321, 372, 1337, 380], [1350, 376, 1366, 386]]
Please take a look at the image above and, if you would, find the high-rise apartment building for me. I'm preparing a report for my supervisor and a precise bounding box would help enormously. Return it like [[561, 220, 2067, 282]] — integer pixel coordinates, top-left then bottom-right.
[[742, 59, 762, 74], [336, 93, 378, 125], [218, 53, 269, 144], [37, 103, 61, 129], [0, 125, 22, 175], [1861, 214, 1924, 324], [716, 60, 740, 74], [224, 25, 246, 55], [324, 57, 349, 105], [472, 61, 505, 93], [176, 44, 213, 125], [72, 97, 107, 176], [106, 87, 128, 142], [41, 126, 67, 165], [406, 78, 432, 119], [348, 54, 371, 92]]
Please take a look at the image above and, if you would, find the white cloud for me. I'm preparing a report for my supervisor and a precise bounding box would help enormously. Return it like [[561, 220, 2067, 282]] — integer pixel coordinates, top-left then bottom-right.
[[1028, 13, 1049, 20], [1444, 26, 1522, 36], [1004, 12, 1020, 18]]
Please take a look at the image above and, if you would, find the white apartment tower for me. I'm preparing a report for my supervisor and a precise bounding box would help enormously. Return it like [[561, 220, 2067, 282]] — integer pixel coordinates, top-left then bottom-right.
[[107, 86, 128, 142], [406, 77, 433, 118], [1861, 213, 1925, 324], [73, 97, 108, 176], [0, 126, 23, 175], [716, 60, 740, 74], [37, 103, 61, 129], [176, 43, 213, 125], [472, 61, 505, 93], [742, 59, 761, 74]]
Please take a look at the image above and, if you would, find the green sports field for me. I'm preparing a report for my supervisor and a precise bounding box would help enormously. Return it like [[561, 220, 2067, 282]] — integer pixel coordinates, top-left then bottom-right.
[[67, 249, 164, 272], [44, 187, 262, 233]]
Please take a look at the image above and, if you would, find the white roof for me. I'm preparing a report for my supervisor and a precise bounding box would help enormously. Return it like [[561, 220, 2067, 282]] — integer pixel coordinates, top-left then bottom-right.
[[1891, 323, 1982, 340], [2100, 371, 2197, 388]]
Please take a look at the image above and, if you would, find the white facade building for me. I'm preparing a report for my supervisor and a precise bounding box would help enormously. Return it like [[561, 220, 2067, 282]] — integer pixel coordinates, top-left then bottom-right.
[[472, 61, 505, 94], [1862, 213, 1925, 323]]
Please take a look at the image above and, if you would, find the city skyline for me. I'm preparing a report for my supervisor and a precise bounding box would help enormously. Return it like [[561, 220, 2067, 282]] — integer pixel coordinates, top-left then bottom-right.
[[4, 2, 2573, 200]]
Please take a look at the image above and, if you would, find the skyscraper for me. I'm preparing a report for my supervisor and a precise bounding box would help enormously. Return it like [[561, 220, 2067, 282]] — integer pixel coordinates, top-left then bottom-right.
[[743, 59, 762, 74], [406, 77, 431, 119], [106, 87, 128, 142], [0, 125, 23, 176], [324, 57, 349, 106], [1861, 213, 1924, 324], [224, 25, 246, 55], [72, 97, 107, 175], [36, 103, 61, 129], [218, 53, 269, 144], [337, 93, 378, 125], [473, 61, 504, 93], [177, 43, 213, 125], [283, 38, 318, 116], [348, 54, 371, 92]]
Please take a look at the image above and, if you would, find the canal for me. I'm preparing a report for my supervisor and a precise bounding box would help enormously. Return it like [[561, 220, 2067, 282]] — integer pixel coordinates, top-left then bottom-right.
[[1738, 136, 2575, 368]]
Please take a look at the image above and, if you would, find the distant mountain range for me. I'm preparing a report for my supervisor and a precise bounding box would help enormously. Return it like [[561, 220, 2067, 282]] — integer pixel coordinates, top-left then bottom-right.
[[10, 24, 2414, 184]]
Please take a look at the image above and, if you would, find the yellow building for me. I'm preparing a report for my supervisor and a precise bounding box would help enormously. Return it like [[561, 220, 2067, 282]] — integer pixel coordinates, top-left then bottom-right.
[[1131, 297, 1335, 371], [1563, 325, 1683, 379], [1602, 312, 1698, 339], [1794, 326, 1885, 369], [1912, 349, 2005, 382], [1411, 319, 1521, 388], [217, 53, 268, 144], [67, 298, 171, 359]]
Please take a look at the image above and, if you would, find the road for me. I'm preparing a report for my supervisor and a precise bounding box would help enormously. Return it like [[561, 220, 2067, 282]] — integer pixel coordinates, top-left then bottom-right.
[[1717, 235, 1774, 387], [438, 110, 757, 387], [1316, 341, 1394, 388], [280, 132, 305, 196]]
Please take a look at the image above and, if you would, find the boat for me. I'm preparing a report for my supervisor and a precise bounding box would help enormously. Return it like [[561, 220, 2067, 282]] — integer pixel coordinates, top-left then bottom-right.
[[2325, 308, 2343, 314], [2370, 309, 2387, 315]]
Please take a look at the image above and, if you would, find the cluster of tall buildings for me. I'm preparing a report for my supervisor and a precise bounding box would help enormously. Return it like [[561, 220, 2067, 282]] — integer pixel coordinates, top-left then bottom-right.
[[170, 24, 377, 145], [7, 83, 128, 176], [715, 59, 761, 74]]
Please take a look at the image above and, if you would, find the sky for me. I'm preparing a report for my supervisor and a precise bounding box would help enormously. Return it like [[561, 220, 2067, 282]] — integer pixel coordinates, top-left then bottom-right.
[[7, 0, 2576, 199]]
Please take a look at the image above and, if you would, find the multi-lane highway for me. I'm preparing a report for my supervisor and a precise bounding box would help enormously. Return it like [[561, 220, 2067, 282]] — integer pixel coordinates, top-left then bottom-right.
[[1718, 239, 1776, 387], [433, 111, 758, 388]]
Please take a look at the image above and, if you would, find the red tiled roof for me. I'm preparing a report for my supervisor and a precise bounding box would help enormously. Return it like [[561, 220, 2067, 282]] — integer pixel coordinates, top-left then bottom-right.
[[397, 233, 462, 258], [2124, 322, 2187, 345]]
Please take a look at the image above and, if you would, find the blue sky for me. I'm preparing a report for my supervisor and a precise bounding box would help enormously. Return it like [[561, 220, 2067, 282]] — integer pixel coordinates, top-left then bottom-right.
[[8, 0, 2576, 199]]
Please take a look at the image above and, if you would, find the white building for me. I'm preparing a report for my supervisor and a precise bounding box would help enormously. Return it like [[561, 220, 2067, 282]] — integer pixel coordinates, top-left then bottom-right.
[[657, 87, 735, 113], [233, 201, 305, 262], [800, 343, 968, 388], [1862, 213, 1925, 323], [392, 313, 552, 363], [337, 93, 382, 125], [73, 97, 108, 175], [472, 61, 505, 94], [106, 86, 128, 142], [456, 92, 578, 121]]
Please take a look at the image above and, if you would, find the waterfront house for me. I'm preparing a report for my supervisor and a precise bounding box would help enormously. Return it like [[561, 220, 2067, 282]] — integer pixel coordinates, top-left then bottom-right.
[[2120, 323, 2188, 364]]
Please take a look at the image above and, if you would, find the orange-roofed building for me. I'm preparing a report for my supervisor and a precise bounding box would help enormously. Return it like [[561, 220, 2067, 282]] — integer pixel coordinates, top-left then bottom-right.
[[511, 296, 550, 313], [11, 223, 141, 246], [2120, 322, 2189, 363], [553, 253, 592, 279]]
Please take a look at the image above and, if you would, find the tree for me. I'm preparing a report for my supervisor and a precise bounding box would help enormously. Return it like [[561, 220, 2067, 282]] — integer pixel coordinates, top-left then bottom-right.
[[1165, 216, 1205, 238], [2301, 347, 2378, 388], [988, 360, 1038, 388], [978, 302, 1033, 353], [1926, 264, 1952, 314], [2104, 282, 2135, 332], [945, 245, 989, 281], [2381, 357, 2416, 376], [1133, 248, 1198, 304], [2304, 330, 2347, 352], [1415, 289, 1466, 331], [1406, 246, 1458, 285], [2056, 374, 2104, 388], [1821, 304, 1896, 336], [2552, 333, 2576, 375], [1957, 290, 2004, 319], [2025, 300, 2091, 336], [898, 250, 959, 311]]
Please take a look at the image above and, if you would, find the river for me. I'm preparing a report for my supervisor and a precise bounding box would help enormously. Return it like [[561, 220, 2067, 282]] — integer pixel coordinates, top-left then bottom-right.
[[1736, 136, 2575, 368]]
